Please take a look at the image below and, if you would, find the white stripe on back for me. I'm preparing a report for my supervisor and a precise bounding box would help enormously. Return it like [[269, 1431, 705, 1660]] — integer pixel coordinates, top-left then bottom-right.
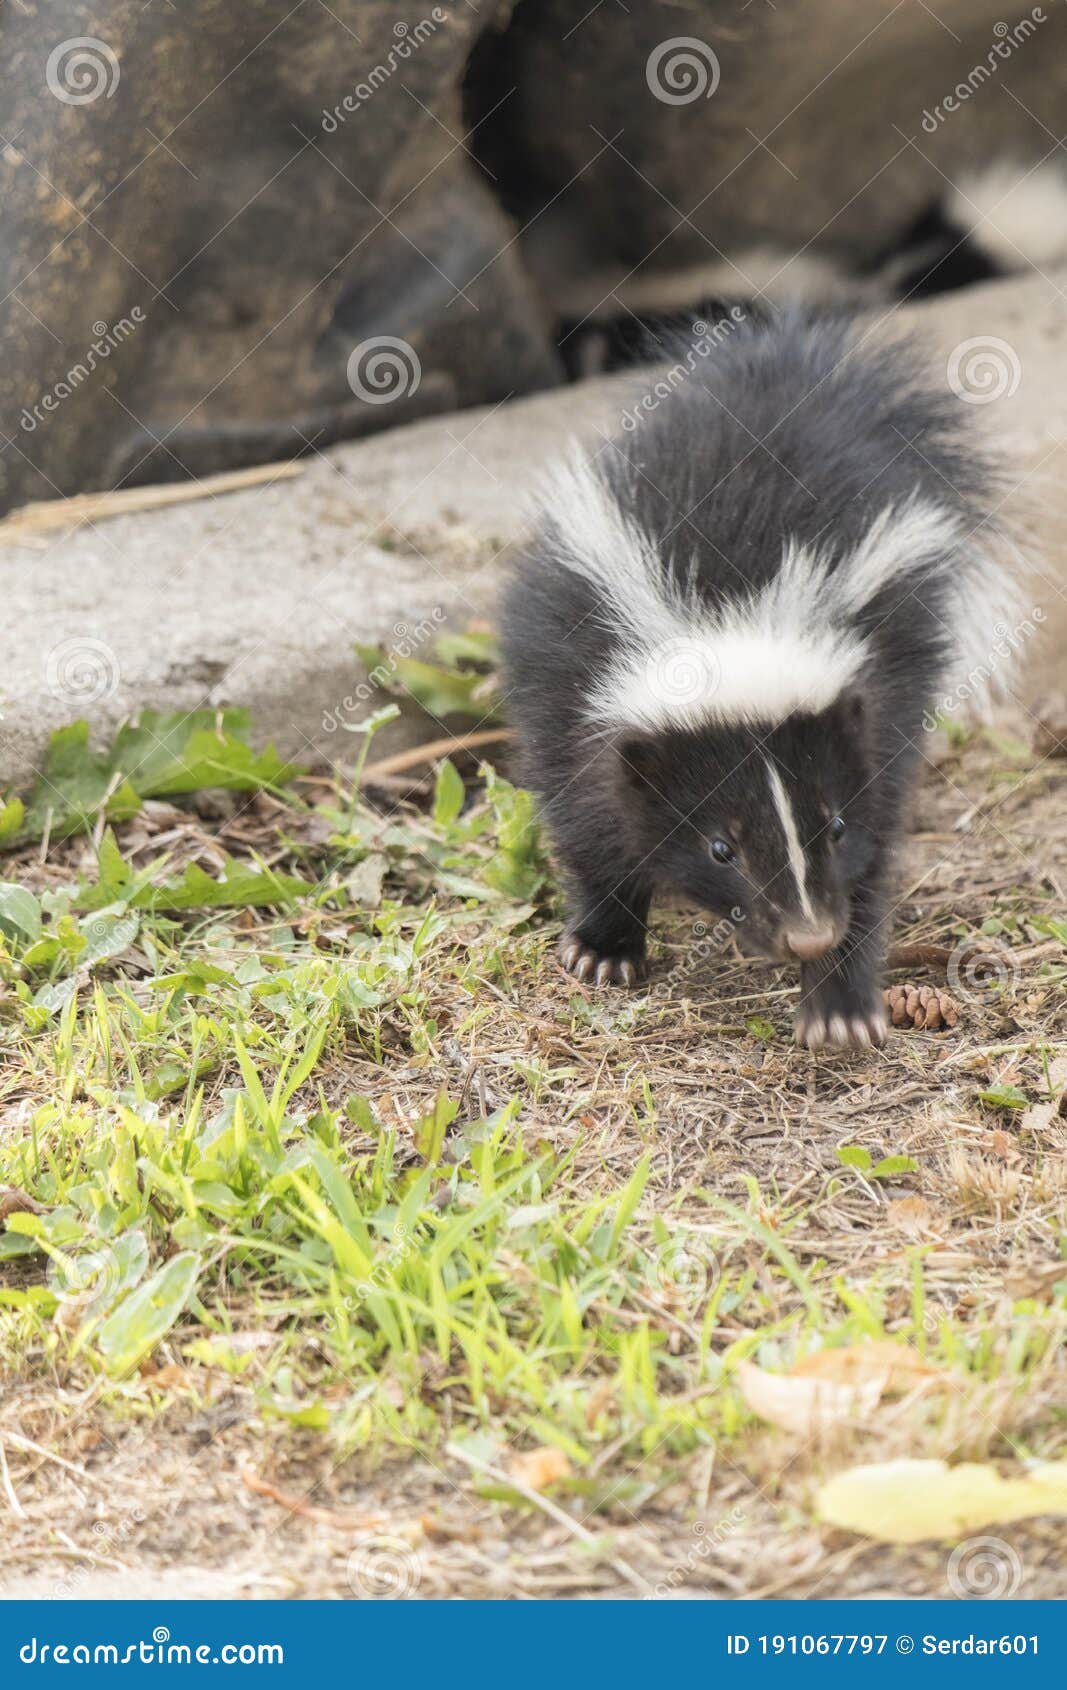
[[763, 757, 816, 922], [540, 450, 970, 733]]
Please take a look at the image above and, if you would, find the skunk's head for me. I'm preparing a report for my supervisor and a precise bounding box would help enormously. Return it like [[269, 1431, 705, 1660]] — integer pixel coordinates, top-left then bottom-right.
[[615, 694, 877, 963]]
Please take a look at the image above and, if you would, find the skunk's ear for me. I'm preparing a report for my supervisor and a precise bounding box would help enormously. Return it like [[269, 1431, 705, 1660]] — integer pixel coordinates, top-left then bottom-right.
[[616, 731, 663, 795], [830, 686, 873, 762]]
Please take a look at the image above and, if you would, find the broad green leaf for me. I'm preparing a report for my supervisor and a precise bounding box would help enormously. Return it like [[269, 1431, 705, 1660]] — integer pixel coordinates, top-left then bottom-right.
[[79, 910, 140, 968], [5, 711, 299, 847], [978, 1084, 1029, 1110], [95, 1251, 201, 1375], [433, 758, 465, 826], [870, 1155, 919, 1179], [76, 857, 316, 914], [0, 883, 41, 943], [836, 1146, 872, 1171], [745, 1016, 776, 1042]]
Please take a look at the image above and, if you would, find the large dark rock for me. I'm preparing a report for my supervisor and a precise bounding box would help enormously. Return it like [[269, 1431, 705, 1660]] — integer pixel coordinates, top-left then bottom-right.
[[0, 0, 559, 513], [2, 0, 1065, 513]]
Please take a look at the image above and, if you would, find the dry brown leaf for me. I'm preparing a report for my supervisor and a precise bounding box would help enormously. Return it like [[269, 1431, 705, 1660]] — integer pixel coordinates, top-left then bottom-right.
[[886, 1196, 934, 1236], [419, 1513, 480, 1543], [0, 1186, 44, 1222], [1003, 1261, 1067, 1300], [791, 1342, 946, 1397], [1019, 1057, 1067, 1136], [507, 1447, 572, 1491], [988, 1127, 1023, 1162], [142, 1363, 192, 1390], [737, 1359, 884, 1436]]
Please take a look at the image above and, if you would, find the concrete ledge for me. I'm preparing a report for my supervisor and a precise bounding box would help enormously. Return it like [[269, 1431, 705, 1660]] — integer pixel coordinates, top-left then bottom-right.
[[2, 273, 1064, 785]]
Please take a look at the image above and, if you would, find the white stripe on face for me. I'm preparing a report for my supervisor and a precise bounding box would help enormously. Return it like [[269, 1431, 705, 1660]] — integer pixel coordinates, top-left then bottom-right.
[[763, 757, 816, 923]]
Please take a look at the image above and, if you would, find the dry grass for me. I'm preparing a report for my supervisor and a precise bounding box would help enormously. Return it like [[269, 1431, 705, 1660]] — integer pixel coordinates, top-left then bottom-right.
[[0, 718, 1064, 1600]]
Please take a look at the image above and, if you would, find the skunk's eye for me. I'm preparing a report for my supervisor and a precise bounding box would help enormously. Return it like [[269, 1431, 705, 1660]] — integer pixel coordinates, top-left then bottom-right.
[[709, 838, 735, 865], [829, 815, 846, 842]]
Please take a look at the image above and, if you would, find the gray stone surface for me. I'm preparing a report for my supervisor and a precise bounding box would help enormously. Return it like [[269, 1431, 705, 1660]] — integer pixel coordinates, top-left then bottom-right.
[[1, 271, 1064, 786]]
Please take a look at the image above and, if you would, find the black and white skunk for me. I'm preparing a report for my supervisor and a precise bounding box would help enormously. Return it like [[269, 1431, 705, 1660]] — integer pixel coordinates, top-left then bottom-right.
[[501, 310, 1014, 1049]]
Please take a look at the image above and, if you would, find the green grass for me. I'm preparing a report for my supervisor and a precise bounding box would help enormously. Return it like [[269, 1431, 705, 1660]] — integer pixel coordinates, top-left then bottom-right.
[[0, 706, 1064, 1511]]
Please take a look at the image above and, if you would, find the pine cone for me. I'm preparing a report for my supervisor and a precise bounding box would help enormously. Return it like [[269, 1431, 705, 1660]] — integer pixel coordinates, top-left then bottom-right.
[[884, 981, 960, 1031]]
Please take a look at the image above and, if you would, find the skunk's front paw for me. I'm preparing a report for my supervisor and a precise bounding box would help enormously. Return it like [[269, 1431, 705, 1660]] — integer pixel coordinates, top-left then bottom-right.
[[794, 977, 887, 1050], [558, 933, 645, 988]]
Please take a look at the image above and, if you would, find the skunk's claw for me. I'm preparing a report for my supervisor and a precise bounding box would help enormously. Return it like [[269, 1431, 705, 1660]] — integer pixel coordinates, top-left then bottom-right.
[[558, 934, 644, 988], [795, 994, 887, 1051]]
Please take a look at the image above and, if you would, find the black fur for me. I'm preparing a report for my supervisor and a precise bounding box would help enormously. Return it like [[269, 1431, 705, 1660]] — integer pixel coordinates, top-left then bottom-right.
[[501, 310, 992, 1048]]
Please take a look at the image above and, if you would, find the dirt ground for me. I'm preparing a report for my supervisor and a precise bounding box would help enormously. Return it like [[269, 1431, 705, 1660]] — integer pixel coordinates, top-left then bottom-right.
[[0, 724, 1065, 1602]]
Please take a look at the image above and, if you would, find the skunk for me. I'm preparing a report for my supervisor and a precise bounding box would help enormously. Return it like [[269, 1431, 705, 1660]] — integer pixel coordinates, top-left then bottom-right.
[[501, 310, 1014, 1049]]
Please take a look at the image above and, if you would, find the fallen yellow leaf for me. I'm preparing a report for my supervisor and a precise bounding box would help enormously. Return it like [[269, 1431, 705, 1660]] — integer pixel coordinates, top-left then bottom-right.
[[791, 1342, 946, 1397], [816, 1458, 1067, 1543], [738, 1359, 883, 1437], [508, 1447, 572, 1491]]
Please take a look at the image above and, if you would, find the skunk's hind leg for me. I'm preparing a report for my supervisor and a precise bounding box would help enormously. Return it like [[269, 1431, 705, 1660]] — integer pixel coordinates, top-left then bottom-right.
[[557, 865, 652, 988], [794, 858, 891, 1050]]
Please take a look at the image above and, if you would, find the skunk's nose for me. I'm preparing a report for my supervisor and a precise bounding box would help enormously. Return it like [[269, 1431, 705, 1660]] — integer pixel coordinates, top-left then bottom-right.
[[785, 927, 836, 961]]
